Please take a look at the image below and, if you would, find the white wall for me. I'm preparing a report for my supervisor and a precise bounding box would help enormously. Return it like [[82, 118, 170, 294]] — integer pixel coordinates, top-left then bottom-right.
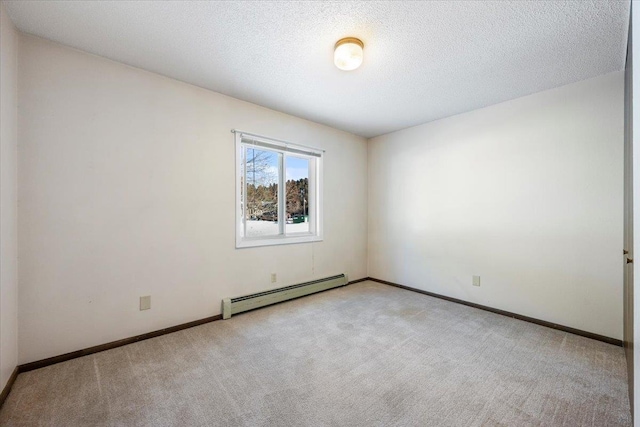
[[368, 72, 624, 340], [0, 2, 19, 389], [17, 34, 368, 364], [631, 4, 640, 421]]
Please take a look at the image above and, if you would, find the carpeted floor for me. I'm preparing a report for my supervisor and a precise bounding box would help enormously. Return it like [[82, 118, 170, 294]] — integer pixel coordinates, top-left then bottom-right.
[[0, 281, 632, 426]]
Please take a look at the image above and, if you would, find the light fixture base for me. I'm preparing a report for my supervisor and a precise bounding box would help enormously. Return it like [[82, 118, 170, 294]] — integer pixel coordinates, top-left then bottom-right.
[[334, 37, 364, 50]]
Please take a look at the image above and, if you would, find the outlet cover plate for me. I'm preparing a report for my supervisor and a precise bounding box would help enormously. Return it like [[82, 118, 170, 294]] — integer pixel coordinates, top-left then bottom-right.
[[140, 295, 151, 310], [472, 276, 481, 287]]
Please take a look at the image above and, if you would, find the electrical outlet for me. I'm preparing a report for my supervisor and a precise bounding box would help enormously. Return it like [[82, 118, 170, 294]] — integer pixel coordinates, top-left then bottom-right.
[[140, 295, 151, 310], [472, 276, 481, 287], [271, 273, 277, 283]]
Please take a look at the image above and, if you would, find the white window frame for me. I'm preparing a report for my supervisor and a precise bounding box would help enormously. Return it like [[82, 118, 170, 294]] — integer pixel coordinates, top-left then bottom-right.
[[235, 131, 323, 248]]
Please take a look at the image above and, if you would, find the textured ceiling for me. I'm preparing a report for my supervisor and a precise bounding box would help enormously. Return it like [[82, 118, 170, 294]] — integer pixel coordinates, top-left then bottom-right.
[[4, 1, 630, 138]]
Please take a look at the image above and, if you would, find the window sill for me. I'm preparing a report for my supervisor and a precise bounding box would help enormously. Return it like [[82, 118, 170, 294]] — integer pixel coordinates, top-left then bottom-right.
[[236, 235, 323, 249]]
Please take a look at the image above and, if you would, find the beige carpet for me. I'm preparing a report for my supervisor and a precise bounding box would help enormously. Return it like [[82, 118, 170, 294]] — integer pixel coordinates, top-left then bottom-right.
[[0, 281, 631, 426]]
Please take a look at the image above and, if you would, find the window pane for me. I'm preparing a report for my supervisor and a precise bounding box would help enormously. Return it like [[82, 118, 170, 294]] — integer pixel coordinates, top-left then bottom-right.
[[285, 156, 310, 234], [245, 148, 280, 238]]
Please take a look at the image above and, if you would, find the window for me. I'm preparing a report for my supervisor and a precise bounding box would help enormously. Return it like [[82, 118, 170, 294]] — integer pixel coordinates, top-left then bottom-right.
[[235, 131, 323, 248]]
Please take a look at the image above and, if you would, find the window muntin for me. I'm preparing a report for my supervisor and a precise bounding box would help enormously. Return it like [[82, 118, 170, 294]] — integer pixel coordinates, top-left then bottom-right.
[[235, 132, 322, 248]]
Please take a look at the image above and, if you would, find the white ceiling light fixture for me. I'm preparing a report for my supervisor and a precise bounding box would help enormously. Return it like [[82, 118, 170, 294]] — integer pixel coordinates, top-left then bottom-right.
[[334, 37, 364, 71]]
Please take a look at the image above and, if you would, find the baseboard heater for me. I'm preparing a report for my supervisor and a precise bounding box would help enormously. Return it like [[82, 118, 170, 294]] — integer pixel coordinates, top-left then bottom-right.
[[222, 273, 348, 319]]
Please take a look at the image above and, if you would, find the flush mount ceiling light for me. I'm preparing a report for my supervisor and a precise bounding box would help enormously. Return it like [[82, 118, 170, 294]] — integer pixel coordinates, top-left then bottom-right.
[[334, 37, 364, 71]]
